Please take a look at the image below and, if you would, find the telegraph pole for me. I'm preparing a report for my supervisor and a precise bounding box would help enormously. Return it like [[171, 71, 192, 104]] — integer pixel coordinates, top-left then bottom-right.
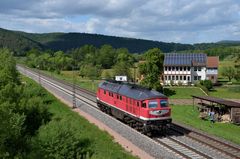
[[133, 66, 137, 84], [37, 65, 41, 85], [72, 61, 77, 109]]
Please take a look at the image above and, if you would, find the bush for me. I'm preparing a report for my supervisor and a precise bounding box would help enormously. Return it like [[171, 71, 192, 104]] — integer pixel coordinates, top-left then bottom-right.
[[31, 119, 93, 159], [178, 81, 183, 86], [195, 82, 209, 94], [200, 80, 213, 90]]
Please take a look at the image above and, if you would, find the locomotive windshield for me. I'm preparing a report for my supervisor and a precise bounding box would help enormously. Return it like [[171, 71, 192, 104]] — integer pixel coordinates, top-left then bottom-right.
[[148, 101, 158, 108], [160, 100, 168, 107]]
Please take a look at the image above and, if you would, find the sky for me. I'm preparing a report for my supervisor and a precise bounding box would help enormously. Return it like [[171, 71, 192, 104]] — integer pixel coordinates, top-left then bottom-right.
[[0, 0, 239, 44]]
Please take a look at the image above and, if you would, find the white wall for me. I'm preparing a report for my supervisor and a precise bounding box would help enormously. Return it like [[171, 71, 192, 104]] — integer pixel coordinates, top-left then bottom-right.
[[164, 66, 209, 85], [164, 66, 191, 85], [206, 68, 218, 75]]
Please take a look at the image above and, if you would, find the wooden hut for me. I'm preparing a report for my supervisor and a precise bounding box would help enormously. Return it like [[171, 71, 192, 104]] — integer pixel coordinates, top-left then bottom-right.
[[192, 96, 240, 124]]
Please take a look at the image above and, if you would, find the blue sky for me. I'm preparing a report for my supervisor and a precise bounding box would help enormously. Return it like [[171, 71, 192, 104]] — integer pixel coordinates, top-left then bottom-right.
[[0, 0, 239, 44]]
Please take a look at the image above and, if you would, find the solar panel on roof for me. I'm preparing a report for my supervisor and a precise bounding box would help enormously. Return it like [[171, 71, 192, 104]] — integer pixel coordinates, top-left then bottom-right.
[[164, 53, 207, 66]]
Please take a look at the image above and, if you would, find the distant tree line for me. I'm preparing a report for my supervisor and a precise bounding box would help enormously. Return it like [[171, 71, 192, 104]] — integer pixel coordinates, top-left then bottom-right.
[[180, 46, 240, 60], [25, 44, 137, 80]]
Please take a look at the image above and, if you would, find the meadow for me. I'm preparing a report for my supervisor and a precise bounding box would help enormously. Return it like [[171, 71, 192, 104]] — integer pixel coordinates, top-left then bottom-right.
[[171, 105, 240, 144]]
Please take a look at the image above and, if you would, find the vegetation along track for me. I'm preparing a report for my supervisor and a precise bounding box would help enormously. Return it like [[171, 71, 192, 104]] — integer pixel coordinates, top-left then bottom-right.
[[18, 65, 240, 159]]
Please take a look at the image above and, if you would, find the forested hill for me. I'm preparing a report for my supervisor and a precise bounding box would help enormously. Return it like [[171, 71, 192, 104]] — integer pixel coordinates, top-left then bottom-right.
[[1, 27, 194, 54], [1, 27, 240, 56], [0, 28, 43, 55]]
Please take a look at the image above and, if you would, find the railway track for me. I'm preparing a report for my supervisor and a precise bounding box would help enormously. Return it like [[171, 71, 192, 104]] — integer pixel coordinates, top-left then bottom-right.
[[18, 65, 240, 159]]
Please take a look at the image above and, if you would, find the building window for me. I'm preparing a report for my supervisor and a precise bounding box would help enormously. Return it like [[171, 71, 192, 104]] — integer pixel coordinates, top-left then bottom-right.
[[198, 67, 201, 71], [165, 76, 167, 80], [176, 67, 179, 71], [172, 76, 175, 80], [180, 67, 182, 71], [184, 76, 186, 80], [184, 67, 186, 71], [168, 76, 171, 80], [187, 76, 190, 81], [180, 76, 182, 80], [176, 76, 179, 80], [187, 67, 190, 71], [194, 67, 197, 71], [194, 76, 198, 80], [169, 67, 171, 71], [172, 67, 175, 71], [198, 76, 201, 80], [165, 67, 167, 71]]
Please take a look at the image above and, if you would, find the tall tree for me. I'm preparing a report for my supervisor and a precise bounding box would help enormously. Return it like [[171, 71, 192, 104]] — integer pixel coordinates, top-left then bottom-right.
[[221, 66, 236, 81], [138, 48, 164, 92], [112, 48, 134, 80], [97, 45, 116, 69]]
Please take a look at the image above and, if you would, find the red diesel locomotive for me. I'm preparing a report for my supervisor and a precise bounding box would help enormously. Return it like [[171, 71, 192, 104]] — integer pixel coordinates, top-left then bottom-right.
[[96, 80, 172, 134]]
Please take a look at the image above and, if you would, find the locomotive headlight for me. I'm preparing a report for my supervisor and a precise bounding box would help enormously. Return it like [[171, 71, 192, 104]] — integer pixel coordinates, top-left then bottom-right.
[[149, 110, 169, 116]]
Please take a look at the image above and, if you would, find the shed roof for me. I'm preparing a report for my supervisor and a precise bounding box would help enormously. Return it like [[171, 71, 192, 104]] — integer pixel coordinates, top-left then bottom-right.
[[192, 95, 240, 108], [164, 53, 207, 66], [99, 81, 167, 100]]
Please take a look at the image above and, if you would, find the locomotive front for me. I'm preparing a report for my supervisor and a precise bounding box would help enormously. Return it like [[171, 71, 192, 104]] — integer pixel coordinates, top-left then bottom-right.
[[140, 98, 172, 133]]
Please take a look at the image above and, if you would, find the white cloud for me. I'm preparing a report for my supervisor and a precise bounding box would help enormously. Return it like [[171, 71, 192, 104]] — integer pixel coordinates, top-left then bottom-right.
[[0, 0, 239, 43]]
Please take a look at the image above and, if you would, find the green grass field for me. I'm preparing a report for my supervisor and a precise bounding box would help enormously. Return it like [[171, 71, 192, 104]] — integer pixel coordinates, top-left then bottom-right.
[[164, 87, 206, 99], [171, 105, 240, 144], [22, 76, 137, 159], [209, 85, 240, 99], [42, 70, 100, 92]]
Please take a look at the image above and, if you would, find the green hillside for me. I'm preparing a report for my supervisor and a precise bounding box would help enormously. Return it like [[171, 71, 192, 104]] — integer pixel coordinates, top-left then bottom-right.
[[0, 28, 43, 55], [0, 27, 240, 56], [0, 27, 194, 54]]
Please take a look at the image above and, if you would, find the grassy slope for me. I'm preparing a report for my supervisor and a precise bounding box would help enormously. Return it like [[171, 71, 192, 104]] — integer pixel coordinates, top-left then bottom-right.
[[209, 86, 240, 99], [21, 76, 137, 159], [164, 87, 206, 99], [42, 70, 100, 92], [172, 105, 240, 144], [210, 58, 240, 98]]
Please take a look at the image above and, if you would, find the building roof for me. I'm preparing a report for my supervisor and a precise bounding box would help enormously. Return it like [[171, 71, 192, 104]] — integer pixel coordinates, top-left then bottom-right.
[[164, 53, 207, 66], [192, 95, 240, 108], [207, 56, 219, 68], [99, 80, 167, 100]]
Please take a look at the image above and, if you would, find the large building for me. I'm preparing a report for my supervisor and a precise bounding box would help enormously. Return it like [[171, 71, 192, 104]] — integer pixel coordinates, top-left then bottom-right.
[[163, 53, 218, 85]]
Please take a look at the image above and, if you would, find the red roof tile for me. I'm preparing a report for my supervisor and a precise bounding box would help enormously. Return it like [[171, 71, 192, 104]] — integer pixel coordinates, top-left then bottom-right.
[[207, 56, 219, 68]]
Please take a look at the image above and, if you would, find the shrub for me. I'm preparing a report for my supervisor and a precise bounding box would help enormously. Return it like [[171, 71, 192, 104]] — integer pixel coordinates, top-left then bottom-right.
[[200, 80, 213, 91], [178, 81, 183, 86], [195, 82, 209, 94]]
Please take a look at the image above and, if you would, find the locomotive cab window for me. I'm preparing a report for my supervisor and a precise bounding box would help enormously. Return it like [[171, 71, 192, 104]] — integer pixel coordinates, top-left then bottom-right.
[[137, 102, 139, 107], [120, 96, 122, 100], [160, 100, 168, 107], [148, 101, 158, 108], [104, 90, 106, 94], [142, 102, 146, 108]]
